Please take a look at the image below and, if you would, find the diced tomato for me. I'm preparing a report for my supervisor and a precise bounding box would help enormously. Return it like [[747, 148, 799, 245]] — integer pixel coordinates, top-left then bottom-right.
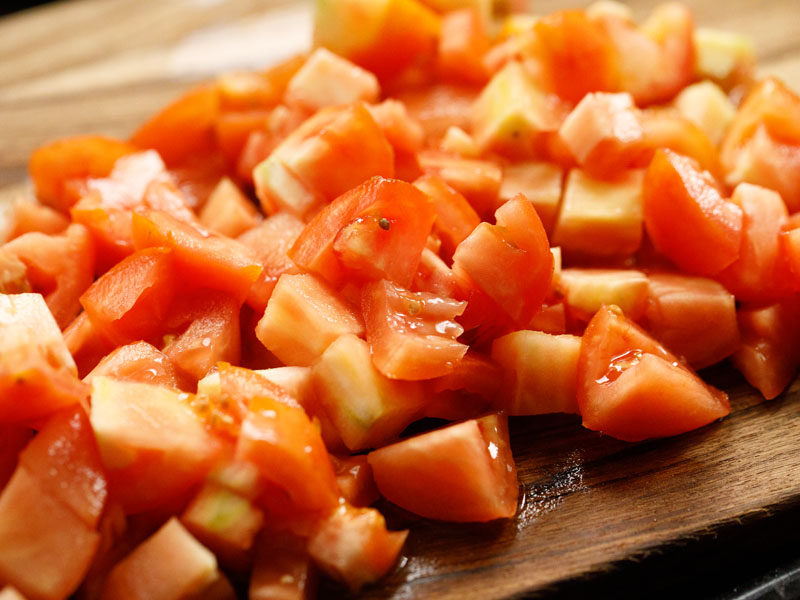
[[254, 104, 395, 219], [417, 151, 502, 219], [333, 181, 435, 288], [307, 504, 407, 592], [533, 10, 620, 103], [438, 8, 490, 85], [396, 83, 479, 141], [28, 135, 138, 212], [643, 149, 742, 276], [362, 279, 467, 380], [368, 413, 518, 521], [314, 0, 440, 82], [18, 406, 107, 528], [163, 290, 241, 384], [8, 200, 69, 239], [644, 273, 739, 369], [640, 108, 721, 178], [558, 92, 644, 177], [716, 183, 794, 302], [101, 517, 228, 600], [237, 212, 305, 312], [181, 481, 265, 571], [312, 334, 425, 451], [424, 351, 503, 420], [413, 174, 481, 260], [3, 223, 95, 328], [577, 306, 730, 442], [130, 85, 220, 165], [236, 394, 339, 514], [0, 294, 88, 424], [63, 312, 115, 379], [199, 178, 261, 239], [558, 268, 650, 324], [453, 196, 553, 326], [291, 177, 427, 287], [256, 273, 364, 367], [0, 468, 100, 600], [85, 341, 184, 390], [80, 247, 177, 346], [131, 210, 262, 303], [732, 301, 800, 400], [215, 110, 270, 166], [366, 99, 425, 156], [216, 55, 305, 112], [594, 3, 694, 105], [492, 330, 581, 415], [89, 376, 224, 514]]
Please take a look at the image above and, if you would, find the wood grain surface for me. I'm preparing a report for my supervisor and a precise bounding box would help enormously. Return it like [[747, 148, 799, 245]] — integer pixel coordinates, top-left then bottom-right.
[[2, 1, 800, 599]]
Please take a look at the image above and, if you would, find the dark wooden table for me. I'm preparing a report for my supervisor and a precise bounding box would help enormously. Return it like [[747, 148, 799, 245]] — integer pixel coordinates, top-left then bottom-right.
[[2, 1, 800, 598]]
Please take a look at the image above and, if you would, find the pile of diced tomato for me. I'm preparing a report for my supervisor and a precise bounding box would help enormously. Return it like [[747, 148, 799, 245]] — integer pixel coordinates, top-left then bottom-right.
[[2, 0, 800, 597]]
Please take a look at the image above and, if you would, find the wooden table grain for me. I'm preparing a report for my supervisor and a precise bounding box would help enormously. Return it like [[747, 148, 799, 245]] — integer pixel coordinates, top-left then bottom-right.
[[2, 1, 800, 599]]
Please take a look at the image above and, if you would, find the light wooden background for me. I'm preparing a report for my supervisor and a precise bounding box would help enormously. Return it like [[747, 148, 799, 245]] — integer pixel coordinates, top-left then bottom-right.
[[2, 1, 800, 599]]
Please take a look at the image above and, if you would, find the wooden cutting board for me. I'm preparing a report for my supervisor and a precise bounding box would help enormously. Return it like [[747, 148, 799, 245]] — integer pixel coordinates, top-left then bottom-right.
[[2, 1, 800, 598]]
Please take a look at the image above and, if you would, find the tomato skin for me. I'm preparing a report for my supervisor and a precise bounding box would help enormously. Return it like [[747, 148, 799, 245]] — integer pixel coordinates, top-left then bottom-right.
[[413, 174, 481, 260], [362, 279, 468, 380], [80, 247, 177, 347], [0, 426, 33, 491], [368, 413, 518, 522], [643, 149, 743, 276], [578, 306, 730, 442], [438, 8, 490, 85], [453, 196, 553, 326]]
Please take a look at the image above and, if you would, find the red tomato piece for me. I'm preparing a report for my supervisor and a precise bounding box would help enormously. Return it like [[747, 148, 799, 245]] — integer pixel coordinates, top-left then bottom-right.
[[644, 273, 739, 369], [18, 406, 107, 528], [716, 183, 794, 302], [330, 454, 380, 508], [236, 394, 340, 514], [3, 223, 95, 329], [80, 247, 177, 346], [131, 210, 262, 303], [362, 279, 468, 380], [85, 341, 184, 390], [307, 504, 407, 592], [417, 151, 502, 219], [237, 212, 305, 312], [578, 306, 730, 442], [28, 135, 138, 212], [163, 290, 242, 383], [643, 149, 743, 276], [0, 468, 100, 600], [0, 294, 88, 424], [63, 312, 116, 379], [732, 301, 800, 400], [101, 517, 229, 600], [291, 177, 425, 287], [640, 108, 722, 179], [332, 182, 435, 288], [453, 195, 554, 326], [8, 200, 69, 239], [438, 8, 490, 85], [368, 413, 518, 522], [130, 85, 220, 166], [413, 174, 481, 260]]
